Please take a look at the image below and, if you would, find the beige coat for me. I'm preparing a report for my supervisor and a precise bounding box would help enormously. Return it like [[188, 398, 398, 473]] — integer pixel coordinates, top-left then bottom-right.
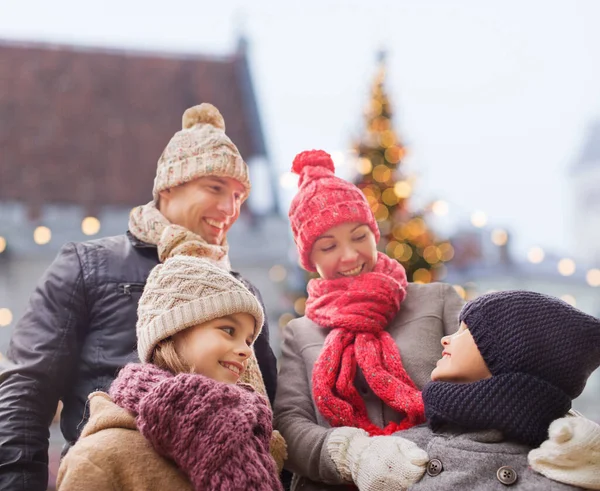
[[57, 392, 192, 491], [273, 282, 464, 491]]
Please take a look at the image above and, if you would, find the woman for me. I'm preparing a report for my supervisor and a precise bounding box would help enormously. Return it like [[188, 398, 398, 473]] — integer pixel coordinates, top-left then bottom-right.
[[275, 150, 463, 490]]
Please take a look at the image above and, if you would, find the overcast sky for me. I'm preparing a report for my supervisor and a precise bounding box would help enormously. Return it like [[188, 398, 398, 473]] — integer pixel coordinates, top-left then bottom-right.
[[2, 0, 599, 260]]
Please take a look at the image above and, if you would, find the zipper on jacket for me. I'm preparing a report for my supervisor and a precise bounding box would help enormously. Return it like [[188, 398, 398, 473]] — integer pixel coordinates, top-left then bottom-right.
[[117, 283, 145, 296]]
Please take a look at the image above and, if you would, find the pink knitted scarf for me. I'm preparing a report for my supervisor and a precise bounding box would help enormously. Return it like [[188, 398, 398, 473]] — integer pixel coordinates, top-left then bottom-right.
[[109, 363, 282, 491], [306, 252, 425, 436]]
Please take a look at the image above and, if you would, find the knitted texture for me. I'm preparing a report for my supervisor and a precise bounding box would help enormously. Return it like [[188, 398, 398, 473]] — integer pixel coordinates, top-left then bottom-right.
[[288, 150, 380, 272], [528, 416, 600, 490], [129, 201, 230, 267], [136, 255, 264, 363], [306, 252, 425, 436], [110, 363, 283, 491], [327, 427, 429, 490], [423, 373, 571, 447], [109, 363, 171, 417], [424, 290, 600, 447], [152, 103, 250, 201], [460, 290, 600, 399]]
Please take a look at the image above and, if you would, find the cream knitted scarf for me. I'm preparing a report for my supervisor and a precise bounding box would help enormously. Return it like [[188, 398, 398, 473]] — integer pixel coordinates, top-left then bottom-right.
[[129, 201, 231, 270]]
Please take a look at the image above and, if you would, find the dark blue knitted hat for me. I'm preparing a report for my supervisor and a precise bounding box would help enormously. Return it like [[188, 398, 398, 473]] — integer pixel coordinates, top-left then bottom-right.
[[460, 290, 600, 400]]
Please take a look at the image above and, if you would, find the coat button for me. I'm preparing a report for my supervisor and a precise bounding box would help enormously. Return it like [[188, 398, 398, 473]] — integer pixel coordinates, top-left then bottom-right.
[[496, 466, 518, 485], [426, 458, 443, 477]]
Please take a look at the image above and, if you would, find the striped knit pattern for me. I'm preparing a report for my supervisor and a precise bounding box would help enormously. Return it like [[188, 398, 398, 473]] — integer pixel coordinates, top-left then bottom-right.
[[137, 255, 264, 363], [152, 103, 250, 201]]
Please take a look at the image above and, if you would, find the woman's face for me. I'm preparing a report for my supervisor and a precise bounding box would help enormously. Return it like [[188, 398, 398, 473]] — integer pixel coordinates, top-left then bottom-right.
[[309, 222, 378, 280], [430, 322, 492, 383]]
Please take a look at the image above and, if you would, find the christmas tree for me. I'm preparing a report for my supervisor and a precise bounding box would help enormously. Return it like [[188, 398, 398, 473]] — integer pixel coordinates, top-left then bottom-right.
[[353, 53, 453, 283]]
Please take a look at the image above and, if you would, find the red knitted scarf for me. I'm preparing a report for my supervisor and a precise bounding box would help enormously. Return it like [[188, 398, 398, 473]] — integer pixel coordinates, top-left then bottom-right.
[[306, 252, 425, 436]]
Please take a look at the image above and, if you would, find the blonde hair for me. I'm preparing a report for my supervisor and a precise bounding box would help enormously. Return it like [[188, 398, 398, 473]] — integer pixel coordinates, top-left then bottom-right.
[[150, 337, 193, 374]]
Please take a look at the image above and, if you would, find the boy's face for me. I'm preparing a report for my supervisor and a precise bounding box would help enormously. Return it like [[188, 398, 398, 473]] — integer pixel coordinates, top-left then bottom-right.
[[430, 322, 492, 383], [309, 222, 378, 280], [173, 312, 256, 384], [158, 176, 245, 245]]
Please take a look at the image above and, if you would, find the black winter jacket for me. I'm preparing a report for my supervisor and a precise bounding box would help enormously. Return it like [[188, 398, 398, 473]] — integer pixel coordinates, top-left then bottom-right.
[[0, 232, 278, 491]]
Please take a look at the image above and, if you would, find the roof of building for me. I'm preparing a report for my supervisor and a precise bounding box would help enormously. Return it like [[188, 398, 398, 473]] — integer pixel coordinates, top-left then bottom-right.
[[0, 37, 267, 214]]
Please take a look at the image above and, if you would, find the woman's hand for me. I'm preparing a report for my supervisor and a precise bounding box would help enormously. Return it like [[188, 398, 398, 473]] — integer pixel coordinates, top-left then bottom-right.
[[327, 427, 429, 491]]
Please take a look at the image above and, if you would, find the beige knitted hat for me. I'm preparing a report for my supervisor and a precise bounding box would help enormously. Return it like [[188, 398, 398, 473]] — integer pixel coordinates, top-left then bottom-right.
[[137, 255, 264, 363], [152, 103, 251, 201]]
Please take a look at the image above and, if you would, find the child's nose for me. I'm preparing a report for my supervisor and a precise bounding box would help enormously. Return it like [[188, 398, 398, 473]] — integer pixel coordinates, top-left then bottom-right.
[[441, 335, 450, 347], [235, 344, 252, 359]]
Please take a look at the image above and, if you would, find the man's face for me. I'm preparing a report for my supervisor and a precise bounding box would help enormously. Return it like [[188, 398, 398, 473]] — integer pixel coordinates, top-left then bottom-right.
[[158, 176, 245, 244]]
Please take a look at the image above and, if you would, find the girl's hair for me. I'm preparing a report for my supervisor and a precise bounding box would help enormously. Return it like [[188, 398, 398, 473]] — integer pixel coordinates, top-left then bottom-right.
[[150, 337, 194, 374]]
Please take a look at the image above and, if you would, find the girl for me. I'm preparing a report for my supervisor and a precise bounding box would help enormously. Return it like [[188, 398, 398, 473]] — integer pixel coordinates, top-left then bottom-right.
[[57, 256, 285, 491], [275, 149, 599, 491]]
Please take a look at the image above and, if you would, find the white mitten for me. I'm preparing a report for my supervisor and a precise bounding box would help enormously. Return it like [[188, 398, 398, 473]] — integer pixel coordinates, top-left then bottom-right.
[[528, 415, 600, 490], [327, 427, 429, 491]]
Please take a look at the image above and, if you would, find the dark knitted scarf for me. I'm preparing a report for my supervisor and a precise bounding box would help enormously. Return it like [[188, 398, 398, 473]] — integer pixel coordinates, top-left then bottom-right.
[[306, 252, 425, 436], [423, 373, 572, 447], [109, 363, 283, 491]]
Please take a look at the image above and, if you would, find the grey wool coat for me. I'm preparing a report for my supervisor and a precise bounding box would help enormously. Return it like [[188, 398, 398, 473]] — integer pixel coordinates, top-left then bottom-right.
[[273, 282, 464, 491], [398, 424, 583, 490]]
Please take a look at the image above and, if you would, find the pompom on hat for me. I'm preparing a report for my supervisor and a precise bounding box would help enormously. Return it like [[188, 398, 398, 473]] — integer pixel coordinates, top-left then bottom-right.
[[288, 150, 380, 272], [152, 103, 251, 202]]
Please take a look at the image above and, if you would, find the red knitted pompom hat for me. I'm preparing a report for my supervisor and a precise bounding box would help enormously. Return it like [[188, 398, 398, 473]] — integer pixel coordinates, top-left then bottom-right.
[[288, 150, 380, 272]]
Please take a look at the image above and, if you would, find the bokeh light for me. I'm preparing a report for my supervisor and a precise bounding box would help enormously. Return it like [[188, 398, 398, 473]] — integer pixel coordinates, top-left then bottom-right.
[[33, 226, 51, 245]]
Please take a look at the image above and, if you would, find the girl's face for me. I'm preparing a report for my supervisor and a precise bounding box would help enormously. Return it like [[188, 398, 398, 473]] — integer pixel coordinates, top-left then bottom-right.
[[309, 222, 378, 280], [430, 322, 492, 383], [173, 312, 256, 384]]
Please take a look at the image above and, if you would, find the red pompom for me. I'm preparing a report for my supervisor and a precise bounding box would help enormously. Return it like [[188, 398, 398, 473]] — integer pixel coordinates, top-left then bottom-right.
[[291, 150, 335, 175]]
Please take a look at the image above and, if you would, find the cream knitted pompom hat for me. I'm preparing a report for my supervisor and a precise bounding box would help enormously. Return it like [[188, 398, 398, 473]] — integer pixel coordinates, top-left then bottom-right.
[[152, 103, 251, 201], [136, 255, 264, 363]]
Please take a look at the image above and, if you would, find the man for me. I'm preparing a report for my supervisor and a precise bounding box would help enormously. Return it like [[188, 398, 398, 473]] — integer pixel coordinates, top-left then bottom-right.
[[0, 103, 278, 491]]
